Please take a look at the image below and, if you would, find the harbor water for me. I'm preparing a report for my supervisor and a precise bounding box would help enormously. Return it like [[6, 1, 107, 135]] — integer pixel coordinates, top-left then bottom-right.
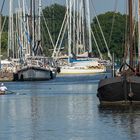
[[0, 73, 140, 140]]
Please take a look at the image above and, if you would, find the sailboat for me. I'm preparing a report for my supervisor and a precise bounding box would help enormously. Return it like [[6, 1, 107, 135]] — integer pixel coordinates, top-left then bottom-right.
[[60, 57, 106, 74], [13, 0, 57, 81], [97, 0, 140, 104], [53, 0, 106, 74]]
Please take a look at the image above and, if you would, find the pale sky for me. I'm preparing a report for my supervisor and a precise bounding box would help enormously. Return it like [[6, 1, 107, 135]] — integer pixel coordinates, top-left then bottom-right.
[[0, 0, 126, 16]]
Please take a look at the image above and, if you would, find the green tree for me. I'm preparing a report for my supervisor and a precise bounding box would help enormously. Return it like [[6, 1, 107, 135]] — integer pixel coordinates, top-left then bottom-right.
[[91, 12, 127, 60], [1, 32, 8, 59], [1, 15, 8, 59], [41, 3, 66, 56]]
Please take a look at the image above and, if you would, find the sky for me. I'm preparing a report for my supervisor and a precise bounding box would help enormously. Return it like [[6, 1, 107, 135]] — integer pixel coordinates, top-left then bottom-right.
[[0, 0, 126, 16]]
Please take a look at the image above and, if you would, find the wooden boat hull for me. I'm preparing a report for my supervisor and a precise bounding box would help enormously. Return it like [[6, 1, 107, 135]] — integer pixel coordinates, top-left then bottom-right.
[[15, 66, 52, 81], [97, 76, 140, 104]]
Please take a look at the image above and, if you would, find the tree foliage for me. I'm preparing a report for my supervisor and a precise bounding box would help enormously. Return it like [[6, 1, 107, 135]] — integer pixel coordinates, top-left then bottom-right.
[[41, 3, 66, 56], [1, 16, 8, 58], [1, 32, 8, 59], [91, 12, 127, 60], [0, 5, 130, 60]]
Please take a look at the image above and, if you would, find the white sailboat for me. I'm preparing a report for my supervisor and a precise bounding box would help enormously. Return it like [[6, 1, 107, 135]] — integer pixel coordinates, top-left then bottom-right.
[[14, 0, 56, 81], [60, 58, 106, 74], [54, 0, 106, 74]]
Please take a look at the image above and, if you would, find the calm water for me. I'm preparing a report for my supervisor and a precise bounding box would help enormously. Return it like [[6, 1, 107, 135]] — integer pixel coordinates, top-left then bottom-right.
[[0, 73, 140, 140]]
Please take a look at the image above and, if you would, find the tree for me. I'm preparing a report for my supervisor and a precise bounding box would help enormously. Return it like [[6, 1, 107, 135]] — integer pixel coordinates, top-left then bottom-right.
[[41, 3, 66, 56], [1, 32, 8, 59], [91, 12, 127, 60], [1, 15, 8, 59]]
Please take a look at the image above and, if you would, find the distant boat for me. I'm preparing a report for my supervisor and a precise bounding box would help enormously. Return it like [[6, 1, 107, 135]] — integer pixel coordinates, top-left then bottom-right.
[[97, 0, 140, 104], [16, 66, 52, 81], [13, 0, 57, 81], [54, 0, 108, 74], [60, 58, 106, 74], [0, 60, 16, 81], [15, 56, 55, 81]]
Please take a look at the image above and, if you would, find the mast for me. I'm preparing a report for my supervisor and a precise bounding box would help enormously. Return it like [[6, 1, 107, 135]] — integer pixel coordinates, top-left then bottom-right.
[[22, 0, 27, 59], [38, 0, 41, 41], [0, 0, 5, 67], [33, 0, 36, 56], [0, 12, 1, 68], [15, 9, 18, 59], [138, 0, 140, 67], [73, 0, 76, 55], [8, 0, 13, 58], [67, 0, 72, 64], [129, 0, 134, 67], [86, 0, 92, 53], [18, 1, 24, 62], [82, 0, 92, 55], [82, 0, 88, 53], [76, 0, 79, 55], [29, 0, 33, 56], [67, 0, 92, 59]]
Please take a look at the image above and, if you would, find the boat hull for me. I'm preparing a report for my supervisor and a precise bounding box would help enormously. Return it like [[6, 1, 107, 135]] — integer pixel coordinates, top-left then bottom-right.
[[60, 67, 106, 74], [15, 66, 51, 81], [97, 76, 140, 104]]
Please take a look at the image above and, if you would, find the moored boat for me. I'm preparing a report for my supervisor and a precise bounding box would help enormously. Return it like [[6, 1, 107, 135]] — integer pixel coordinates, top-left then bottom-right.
[[16, 66, 51, 81], [60, 59, 106, 74], [13, 0, 58, 81], [97, 75, 140, 104], [14, 56, 56, 81], [53, 0, 109, 74], [97, 0, 140, 104]]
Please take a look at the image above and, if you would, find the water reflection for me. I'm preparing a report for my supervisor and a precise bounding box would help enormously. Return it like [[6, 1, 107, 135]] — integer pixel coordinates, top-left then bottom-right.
[[30, 96, 40, 140], [98, 105, 140, 140], [67, 95, 94, 125], [0, 73, 139, 140]]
